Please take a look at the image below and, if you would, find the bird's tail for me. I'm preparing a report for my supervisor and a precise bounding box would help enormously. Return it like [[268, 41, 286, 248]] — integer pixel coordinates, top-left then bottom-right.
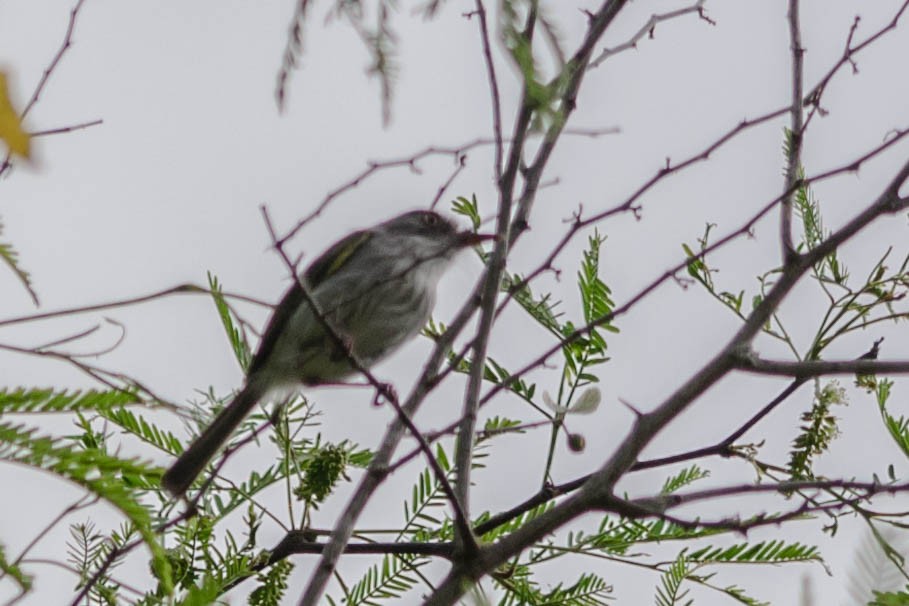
[[161, 381, 267, 497]]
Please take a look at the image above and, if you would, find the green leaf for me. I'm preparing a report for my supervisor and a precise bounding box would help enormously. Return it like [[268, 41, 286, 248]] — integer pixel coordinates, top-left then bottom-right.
[[875, 380, 909, 461], [293, 442, 351, 507], [578, 230, 615, 326], [451, 194, 481, 232], [0, 387, 139, 414], [0, 423, 171, 592], [0, 216, 38, 305], [500, 271, 564, 336], [0, 540, 32, 594], [100, 406, 184, 455], [340, 553, 427, 606], [869, 587, 909, 606], [248, 560, 294, 606], [176, 573, 223, 606], [788, 381, 847, 479], [660, 465, 710, 495], [687, 540, 821, 565], [208, 272, 252, 371], [786, 127, 848, 284], [66, 521, 128, 604], [655, 552, 693, 606], [526, 572, 613, 605]]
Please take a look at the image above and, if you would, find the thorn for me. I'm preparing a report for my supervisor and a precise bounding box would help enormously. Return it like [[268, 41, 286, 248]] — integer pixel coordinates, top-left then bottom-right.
[[858, 337, 885, 360], [618, 397, 643, 418]]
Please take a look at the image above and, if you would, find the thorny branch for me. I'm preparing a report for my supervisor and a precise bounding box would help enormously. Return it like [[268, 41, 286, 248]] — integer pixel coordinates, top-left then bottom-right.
[[804, 0, 909, 125], [589, 0, 713, 67]]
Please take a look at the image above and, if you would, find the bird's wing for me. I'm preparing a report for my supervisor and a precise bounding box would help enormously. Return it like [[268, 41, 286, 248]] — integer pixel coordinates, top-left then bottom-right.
[[247, 229, 373, 376]]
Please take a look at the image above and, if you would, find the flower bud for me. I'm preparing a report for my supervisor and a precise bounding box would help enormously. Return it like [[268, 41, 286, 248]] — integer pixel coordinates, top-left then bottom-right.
[[567, 433, 586, 453]]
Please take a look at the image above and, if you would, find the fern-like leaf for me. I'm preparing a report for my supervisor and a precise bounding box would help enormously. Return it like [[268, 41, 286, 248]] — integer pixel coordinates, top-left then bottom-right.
[[0, 387, 138, 414], [248, 560, 294, 606], [0, 219, 38, 305], [208, 272, 251, 371], [0, 540, 32, 594], [655, 552, 693, 606], [0, 423, 171, 592], [687, 540, 821, 565], [341, 553, 426, 606], [788, 381, 847, 479], [100, 406, 183, 454], [661, 465, 710, 495]]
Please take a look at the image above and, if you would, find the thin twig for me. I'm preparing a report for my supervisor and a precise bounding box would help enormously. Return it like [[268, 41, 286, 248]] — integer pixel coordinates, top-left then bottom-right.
[[589, 0, 710, 67], [804, 0, 909, 122], [277, 139, 498, 246], [0, 283, 271, 328], [29, 119, 103, 137]]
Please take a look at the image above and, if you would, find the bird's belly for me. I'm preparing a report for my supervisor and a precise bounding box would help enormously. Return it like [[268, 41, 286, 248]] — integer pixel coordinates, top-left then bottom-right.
[[258, 279, 432, 387]]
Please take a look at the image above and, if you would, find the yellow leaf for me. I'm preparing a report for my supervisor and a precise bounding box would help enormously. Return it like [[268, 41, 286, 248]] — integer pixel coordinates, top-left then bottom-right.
[[0, 72, 30, 159]]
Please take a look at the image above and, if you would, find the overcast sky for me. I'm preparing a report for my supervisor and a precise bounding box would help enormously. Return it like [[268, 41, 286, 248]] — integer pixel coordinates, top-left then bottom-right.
[[3, 1, 909, 604]]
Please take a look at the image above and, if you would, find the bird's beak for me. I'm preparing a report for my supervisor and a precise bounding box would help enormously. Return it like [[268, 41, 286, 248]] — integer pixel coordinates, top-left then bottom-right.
[[457, 231, 497, 246]]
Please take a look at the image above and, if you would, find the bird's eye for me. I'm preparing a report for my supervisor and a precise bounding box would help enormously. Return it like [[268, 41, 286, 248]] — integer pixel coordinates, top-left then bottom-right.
[[422, 213, 439, 227]]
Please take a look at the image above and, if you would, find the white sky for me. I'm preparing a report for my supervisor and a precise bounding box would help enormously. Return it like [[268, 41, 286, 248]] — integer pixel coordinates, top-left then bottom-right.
[[3, 1, 909, 604]]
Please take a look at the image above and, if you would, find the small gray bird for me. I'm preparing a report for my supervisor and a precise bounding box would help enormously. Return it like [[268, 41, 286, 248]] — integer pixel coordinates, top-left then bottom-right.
[[162, 210, 489, 496]]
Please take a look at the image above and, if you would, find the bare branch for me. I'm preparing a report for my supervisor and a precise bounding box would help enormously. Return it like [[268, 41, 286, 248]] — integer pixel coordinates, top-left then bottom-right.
[[589, 0, 711, 67], [736, 355, 909, 378], [804, 0, 909, 120], [29, 118, 103, 138], [781, 0, 804, 263], [0, 283, 271, 329]]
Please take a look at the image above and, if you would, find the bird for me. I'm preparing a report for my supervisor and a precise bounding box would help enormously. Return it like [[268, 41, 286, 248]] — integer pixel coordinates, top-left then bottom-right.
[[161, 209, 491, 497]]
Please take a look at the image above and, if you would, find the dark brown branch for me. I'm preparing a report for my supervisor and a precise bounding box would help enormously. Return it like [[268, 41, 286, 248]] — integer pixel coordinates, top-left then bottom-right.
[[471, 379, 806, 537], [270, 531, 455, 562], [610, 484, 897, 534], [736, 355, 909, 378], [631, 479, 909, 511]]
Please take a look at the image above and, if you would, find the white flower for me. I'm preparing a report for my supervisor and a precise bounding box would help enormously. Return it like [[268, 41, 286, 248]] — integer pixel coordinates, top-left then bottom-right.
[[570, 387, 601, 414], [542, 387, 601, 415]]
